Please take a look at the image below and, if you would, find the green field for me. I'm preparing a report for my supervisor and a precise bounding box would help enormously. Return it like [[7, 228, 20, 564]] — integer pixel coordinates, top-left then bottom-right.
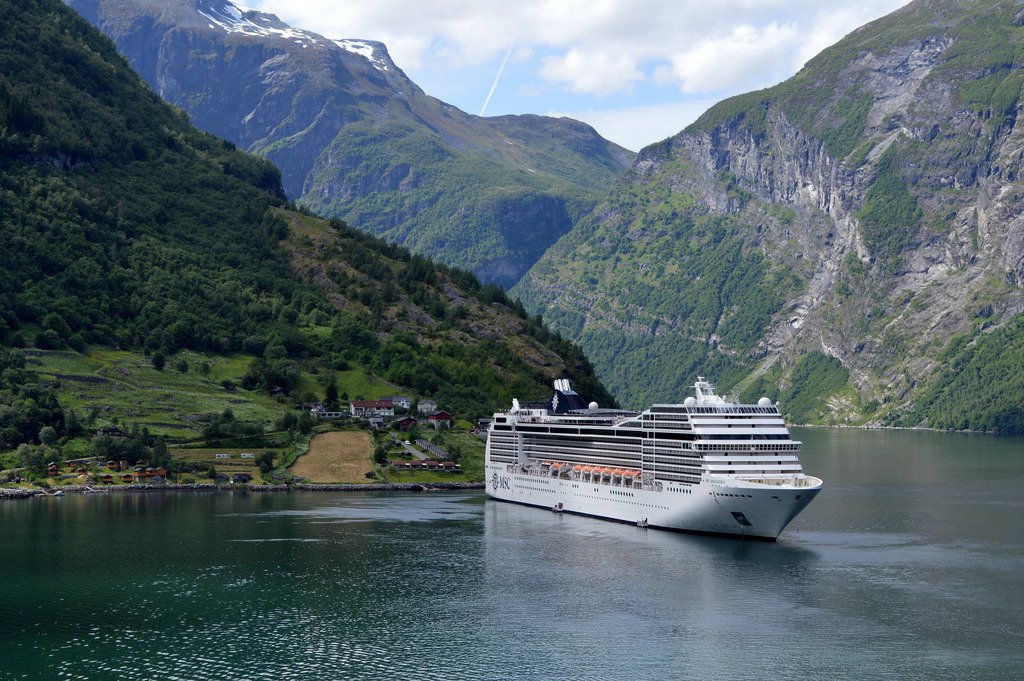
[[23, 347, 288, 438], [22, 347, 398, 440]]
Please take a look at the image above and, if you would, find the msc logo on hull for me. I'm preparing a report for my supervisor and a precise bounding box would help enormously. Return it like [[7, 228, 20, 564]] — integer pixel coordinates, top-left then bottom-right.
[[490, 472, 510, 490]]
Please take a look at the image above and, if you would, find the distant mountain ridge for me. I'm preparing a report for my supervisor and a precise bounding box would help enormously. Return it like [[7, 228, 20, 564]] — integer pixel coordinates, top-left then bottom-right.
[[0, 0, 615, 450], [67, 0, 634, 287], [515, 0, 1024, 434]]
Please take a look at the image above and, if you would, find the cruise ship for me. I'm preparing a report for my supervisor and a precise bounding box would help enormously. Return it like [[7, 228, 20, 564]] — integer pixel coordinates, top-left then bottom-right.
[[485, 377, 822, 539]]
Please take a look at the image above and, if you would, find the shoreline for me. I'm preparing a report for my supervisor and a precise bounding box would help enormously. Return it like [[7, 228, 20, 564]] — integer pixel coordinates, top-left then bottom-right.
[[0, 481, 485, 500], [793, 423, 985, 434]]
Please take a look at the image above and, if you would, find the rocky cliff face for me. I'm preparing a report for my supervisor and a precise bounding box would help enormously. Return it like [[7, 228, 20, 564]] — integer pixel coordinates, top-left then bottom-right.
[[515, 0, 1024, 432], [67, 0, 633, 287]]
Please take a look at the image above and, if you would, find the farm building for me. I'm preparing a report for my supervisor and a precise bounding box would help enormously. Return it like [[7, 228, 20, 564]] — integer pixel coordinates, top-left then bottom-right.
[[428, 411, 452, 430], [395, 417, 417, 432]]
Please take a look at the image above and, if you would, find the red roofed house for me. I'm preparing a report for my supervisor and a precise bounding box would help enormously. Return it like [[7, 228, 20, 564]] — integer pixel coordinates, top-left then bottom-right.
[[395, 417, 417, 432], [350, 399, 395, 417], [428, 411, 452, 430]]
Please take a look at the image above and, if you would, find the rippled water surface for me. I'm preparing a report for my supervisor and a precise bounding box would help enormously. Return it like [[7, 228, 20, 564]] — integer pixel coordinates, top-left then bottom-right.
[[1, 428, 1022, 680]]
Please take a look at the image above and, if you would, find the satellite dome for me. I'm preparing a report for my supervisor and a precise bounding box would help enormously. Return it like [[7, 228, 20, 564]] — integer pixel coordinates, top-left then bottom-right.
[[683, 396, 696, 406], [758, 397, 773, 407], [588, 401, 599, 410]]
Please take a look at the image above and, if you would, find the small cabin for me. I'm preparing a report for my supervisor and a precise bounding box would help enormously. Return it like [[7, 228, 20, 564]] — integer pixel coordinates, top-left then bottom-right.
[[232, 473, 252, 484], [424, 460, 441, 469], [100, 474, 114, 484], [121, 474, 134, 483], [240, 453, 254, 460]]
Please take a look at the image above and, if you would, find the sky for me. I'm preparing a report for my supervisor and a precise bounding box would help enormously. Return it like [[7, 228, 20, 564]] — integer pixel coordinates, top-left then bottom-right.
[[250, 0, 910, 152]]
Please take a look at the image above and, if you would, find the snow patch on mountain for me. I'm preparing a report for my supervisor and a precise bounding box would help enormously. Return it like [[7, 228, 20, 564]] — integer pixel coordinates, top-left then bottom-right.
[[332, 39, 390, 71], [196, 2, 388, 71], [198, 2, 316, 44]]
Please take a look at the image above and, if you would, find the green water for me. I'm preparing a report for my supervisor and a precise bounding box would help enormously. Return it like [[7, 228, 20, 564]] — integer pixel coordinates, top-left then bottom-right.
[[1, 427, 1022, 680]]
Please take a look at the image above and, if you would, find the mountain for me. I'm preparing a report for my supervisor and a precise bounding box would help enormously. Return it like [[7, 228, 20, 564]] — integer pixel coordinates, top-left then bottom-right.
[[514, 0, 1024, 433], [65, 0, 634, 287], [0, 0, 614, 450]]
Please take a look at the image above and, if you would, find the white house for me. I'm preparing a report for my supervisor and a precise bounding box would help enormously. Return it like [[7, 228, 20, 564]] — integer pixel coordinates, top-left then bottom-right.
[[417, 399, 438, 415], [387, 395, 414, 410], [311, 405, 347, 420], [350, 399, 395, 417]]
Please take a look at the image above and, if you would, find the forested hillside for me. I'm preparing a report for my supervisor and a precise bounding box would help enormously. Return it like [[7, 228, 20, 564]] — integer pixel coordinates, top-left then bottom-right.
[[0, 0, 613, 450], [516, 0, 1024, 433], [68, 0, 634, 287]]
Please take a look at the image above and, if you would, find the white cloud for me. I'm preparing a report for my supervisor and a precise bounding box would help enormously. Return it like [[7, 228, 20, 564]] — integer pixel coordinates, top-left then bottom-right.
[[251, 0, 909, 96], [553, 99, 723, 152], [667, 21, 799, 93], [538, 48, 645, 95]]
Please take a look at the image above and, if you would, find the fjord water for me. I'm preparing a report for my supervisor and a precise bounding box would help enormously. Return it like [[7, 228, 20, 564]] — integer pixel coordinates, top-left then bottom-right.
[[1, 429, 1021, 680]]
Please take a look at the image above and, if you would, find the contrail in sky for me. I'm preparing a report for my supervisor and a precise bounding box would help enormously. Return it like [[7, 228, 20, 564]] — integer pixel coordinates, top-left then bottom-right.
[[479, 43, 515, 116]]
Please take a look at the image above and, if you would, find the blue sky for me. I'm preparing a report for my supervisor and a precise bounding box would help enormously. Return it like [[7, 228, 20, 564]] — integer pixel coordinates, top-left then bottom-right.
[[251, 1, 910, 151]]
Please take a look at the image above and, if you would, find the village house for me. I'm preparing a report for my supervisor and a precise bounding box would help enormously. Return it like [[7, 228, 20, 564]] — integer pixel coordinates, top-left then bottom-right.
[[368, 417, 385, 430], [428, 411, 452, 430], [416, 399, 438, 415], [395, 416, 417, 432], [65, 458, 95, 470], [310, 405, 347, 420], [95, 425, 125, 437], [350, 399, 395, 417], [386, 396, 413, 410]]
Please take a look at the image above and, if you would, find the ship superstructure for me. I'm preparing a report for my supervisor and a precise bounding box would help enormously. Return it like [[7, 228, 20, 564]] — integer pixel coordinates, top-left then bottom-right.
[[485, 377, 822, 539]]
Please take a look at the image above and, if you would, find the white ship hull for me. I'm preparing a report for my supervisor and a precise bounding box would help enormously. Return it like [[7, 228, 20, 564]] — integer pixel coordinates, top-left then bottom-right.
[[485, 377, 823, 540], [485, 466, 821, 540]]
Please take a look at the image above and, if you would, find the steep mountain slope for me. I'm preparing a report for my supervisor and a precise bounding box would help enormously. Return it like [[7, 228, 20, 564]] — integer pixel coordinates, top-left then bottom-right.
[[515, 0, 1024, 433], [0, 0, 614, 448], [67, 0, 634, 287]]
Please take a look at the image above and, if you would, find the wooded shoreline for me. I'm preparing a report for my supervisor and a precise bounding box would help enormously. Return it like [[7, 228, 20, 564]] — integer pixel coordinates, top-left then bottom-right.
[[0, 481, 484, 500]]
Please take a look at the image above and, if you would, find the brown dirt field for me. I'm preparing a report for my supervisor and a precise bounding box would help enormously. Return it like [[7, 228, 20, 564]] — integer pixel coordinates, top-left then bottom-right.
[[289, 431, 373, 483]]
